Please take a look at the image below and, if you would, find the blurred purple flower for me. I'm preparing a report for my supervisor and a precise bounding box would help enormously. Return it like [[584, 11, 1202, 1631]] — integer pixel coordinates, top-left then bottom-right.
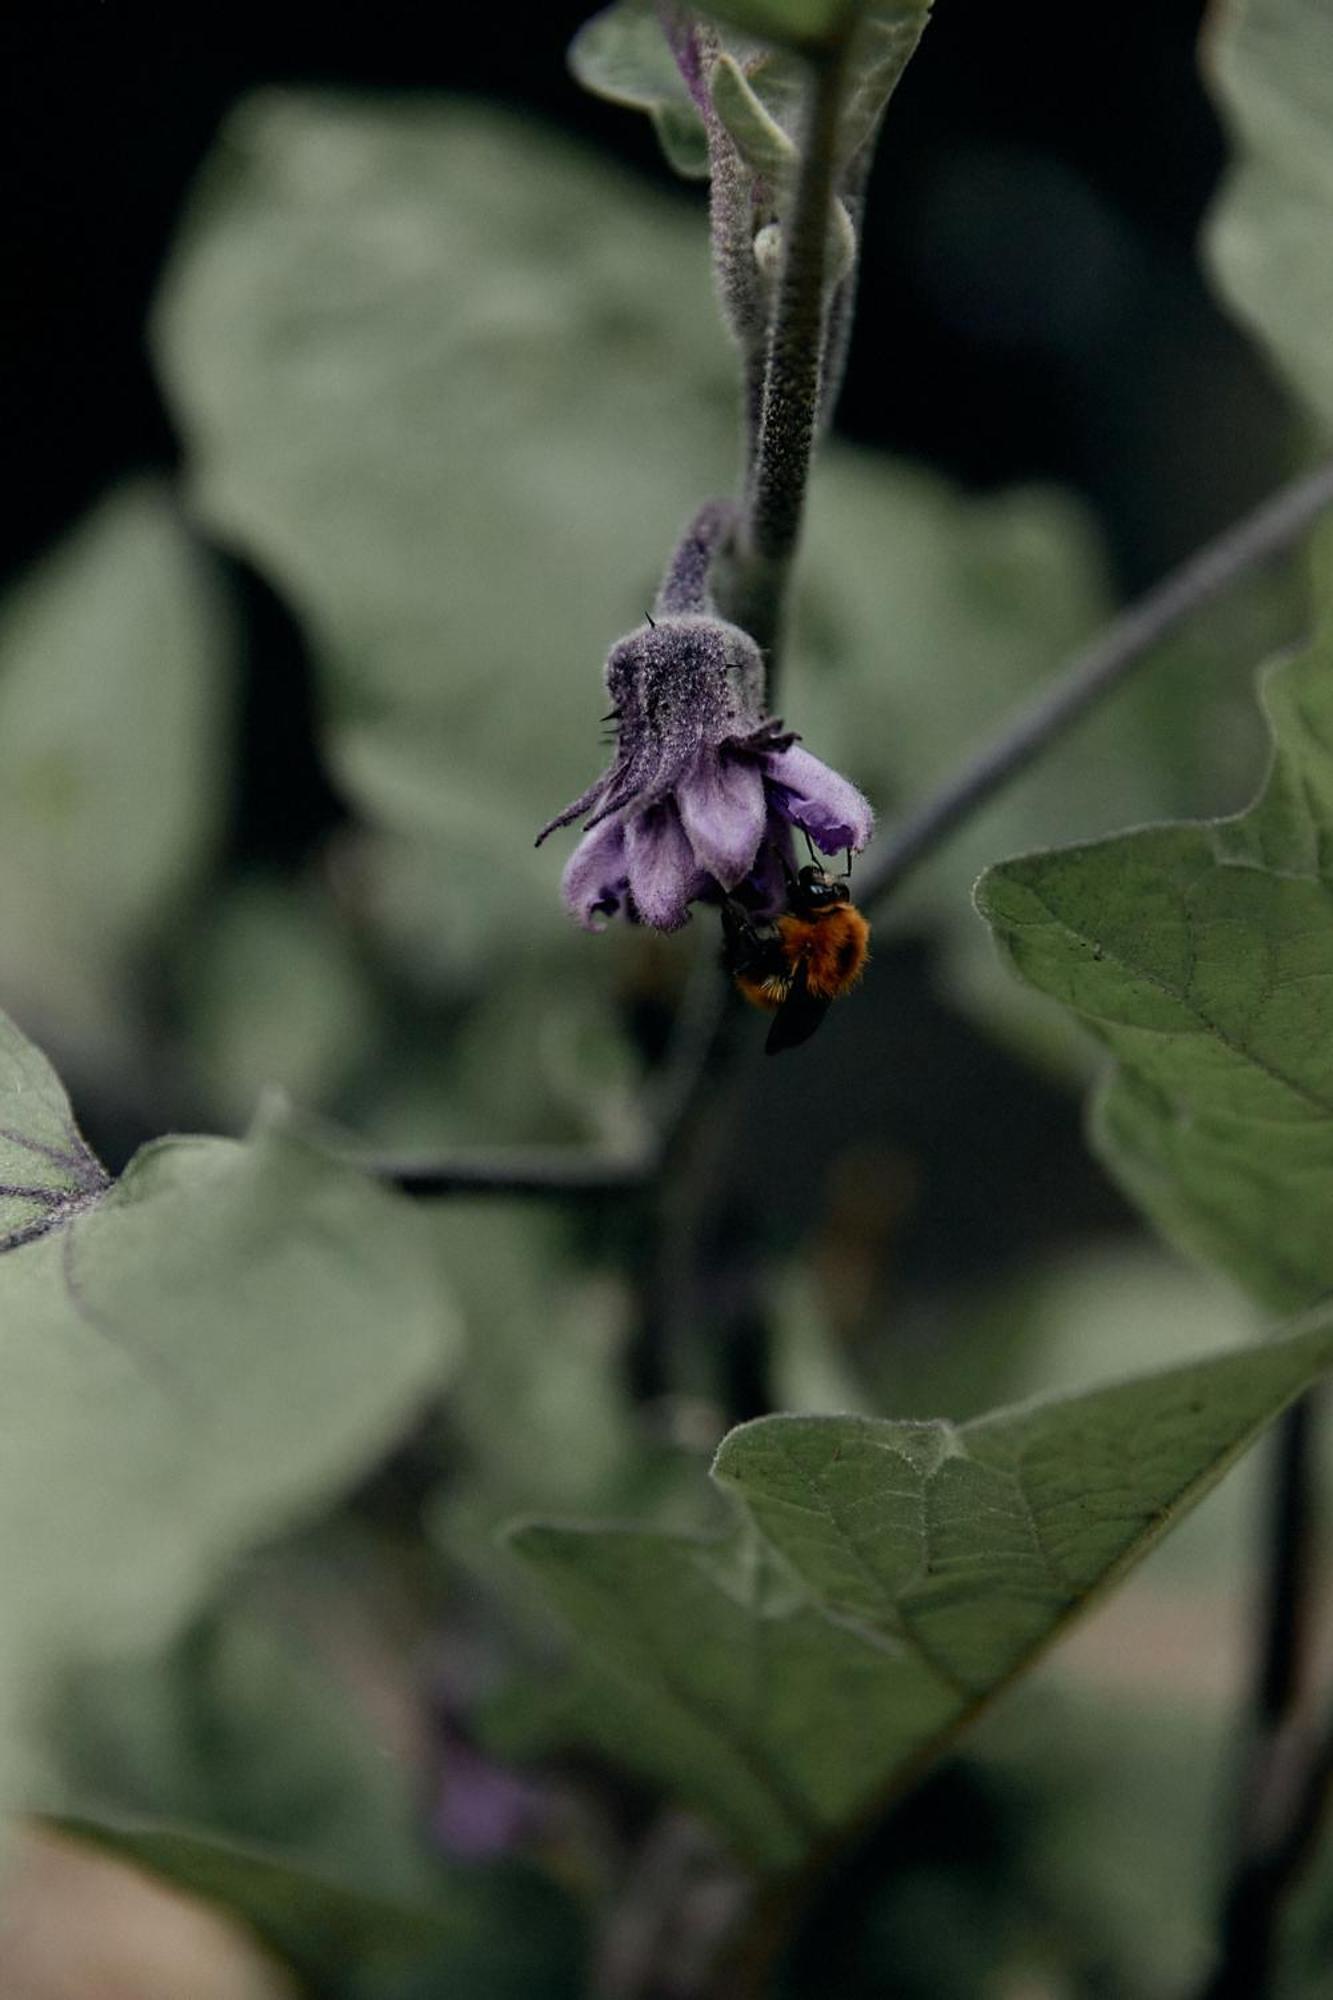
[[433, 1733, 549, 1861], [537, 503, 873, 931]]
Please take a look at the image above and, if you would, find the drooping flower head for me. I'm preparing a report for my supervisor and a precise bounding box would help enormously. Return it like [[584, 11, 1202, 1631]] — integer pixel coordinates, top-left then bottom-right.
[[537, 500, 873, 930]]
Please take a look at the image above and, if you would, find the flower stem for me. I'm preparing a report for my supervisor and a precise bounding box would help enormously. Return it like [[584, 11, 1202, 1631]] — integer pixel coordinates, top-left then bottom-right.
[[657, 498, 742, 617], [733, 46, 849, 673]]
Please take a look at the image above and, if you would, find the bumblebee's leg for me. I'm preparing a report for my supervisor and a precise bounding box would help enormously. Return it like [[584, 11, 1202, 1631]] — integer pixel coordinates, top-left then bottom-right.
[[720, 897, 785, 985]]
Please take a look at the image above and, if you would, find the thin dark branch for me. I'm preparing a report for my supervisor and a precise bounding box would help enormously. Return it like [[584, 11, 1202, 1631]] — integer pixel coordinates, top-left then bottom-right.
[[861, 456, 1333, 912], [375, 1147, 654, 1198], [1192, 1395, 1326, 1999]]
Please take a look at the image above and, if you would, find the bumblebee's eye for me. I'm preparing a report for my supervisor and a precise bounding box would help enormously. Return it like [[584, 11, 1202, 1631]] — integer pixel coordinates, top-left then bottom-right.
[[828, 881, 850, 904]]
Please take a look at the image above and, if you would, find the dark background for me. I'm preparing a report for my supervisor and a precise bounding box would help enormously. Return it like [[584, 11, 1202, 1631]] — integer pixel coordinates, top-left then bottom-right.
[[0, 0, 1288, 600]]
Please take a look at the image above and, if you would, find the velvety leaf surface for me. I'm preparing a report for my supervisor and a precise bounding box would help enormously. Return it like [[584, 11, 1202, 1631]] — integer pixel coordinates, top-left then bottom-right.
[[569, 0, 710, 177], [977, 557, 1333, 1311], [0, 1016, 451, 1809], [0, 482, 233, 1048], [512, 1312, 1333, 1868], [1206, 0, 1333, 428]]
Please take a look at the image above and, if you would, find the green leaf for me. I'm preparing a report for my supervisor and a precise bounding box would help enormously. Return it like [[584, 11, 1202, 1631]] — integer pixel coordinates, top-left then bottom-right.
[[701, 0, 934, 168], [511, 1309, 1333, 1869], [0, 481, 234, 1051], [977, 547, 1333, 1312], [696, 0, 855, 49], [57, 1819, 584, 2000], [709, 52, 798, 178], [29, 1605, 427, 1894], [180, 877, 379, 1128], [569, 0, 710, 177], [0, 1010, 108, 1250], [1205, 0, 1333, 429], [0, 1011, 451, 1808]]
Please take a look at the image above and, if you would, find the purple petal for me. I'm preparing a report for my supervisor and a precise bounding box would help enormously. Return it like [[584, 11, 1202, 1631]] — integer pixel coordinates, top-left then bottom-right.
[[744, 826, 797, 918], [676, 749, 767, 889], [625, 803, 702, 931], [761, 743, 874, 853], [561, 816, 630, 931]]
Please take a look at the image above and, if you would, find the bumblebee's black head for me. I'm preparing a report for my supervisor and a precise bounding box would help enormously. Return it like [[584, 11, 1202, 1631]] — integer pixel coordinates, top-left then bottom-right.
[[791, 864, 851, 913]]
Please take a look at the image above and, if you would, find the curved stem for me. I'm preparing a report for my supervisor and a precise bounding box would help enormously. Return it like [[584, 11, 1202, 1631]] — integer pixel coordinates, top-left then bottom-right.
[[860, 456, 1333, 912], [657, 498, 742, 617]]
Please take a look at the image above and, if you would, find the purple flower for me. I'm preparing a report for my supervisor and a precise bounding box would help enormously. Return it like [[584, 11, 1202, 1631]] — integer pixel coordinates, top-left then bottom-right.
[[537, 505, 873, 931]]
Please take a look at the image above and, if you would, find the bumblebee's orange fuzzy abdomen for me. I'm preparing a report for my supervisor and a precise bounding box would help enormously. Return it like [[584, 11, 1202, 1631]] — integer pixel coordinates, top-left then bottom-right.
[[777, 906, 870, 999]]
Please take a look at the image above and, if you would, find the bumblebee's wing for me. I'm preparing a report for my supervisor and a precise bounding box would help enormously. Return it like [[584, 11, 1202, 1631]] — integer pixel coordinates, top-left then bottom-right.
[[765, 963, 831, 1054]]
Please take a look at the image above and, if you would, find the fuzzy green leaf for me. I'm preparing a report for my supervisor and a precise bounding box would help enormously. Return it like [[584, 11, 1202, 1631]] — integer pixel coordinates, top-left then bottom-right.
[[0, 1011, 108, 1251], [0, 1011, 451, 1810], [569, 0, 710, 177], [697, 0, 854, 49], [978, 550, 1333, 1312], [512, 1312, 1333, 1869], [709, 51, 798, 177], [1206, 0, 1333, 429]]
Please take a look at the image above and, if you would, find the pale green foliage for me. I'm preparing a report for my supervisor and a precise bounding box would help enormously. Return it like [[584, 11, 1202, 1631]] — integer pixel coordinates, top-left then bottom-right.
[[514, 1312, 1333, 1868], [571, 0, 932, 185], [182, 878, 378, 1130], [0, 482, 232, 1051], [0, 1006, 451, 1815], [1206, 0, 1333, 430], [568, 0, 712, 176], [979, 538, 1333, 1312]]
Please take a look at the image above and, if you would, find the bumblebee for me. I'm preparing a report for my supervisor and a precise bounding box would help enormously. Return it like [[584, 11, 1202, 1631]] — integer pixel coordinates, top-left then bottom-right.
[[721, 859, 871, 1054]]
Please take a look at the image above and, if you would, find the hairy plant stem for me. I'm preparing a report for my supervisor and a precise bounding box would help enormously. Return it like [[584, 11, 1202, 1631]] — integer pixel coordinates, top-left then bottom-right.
[[730, 46, 848, 674]]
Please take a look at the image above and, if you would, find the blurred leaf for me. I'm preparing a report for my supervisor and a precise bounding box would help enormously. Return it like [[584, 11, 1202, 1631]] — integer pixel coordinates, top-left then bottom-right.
[[709, 52, 798, 179], [181, 876, 379, 1129], [59, 1819, 583, 2000], [155, 95, 736, 974], [569, 0, 710, 177], [1205, 0, 1333, 430], [512, 1311, 1333, 1868], [30, 1605, 425, 1895], [0, 481, 234, 1053], [0, 1011, 451, 1811], [977, 534, 1333, 1312]]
